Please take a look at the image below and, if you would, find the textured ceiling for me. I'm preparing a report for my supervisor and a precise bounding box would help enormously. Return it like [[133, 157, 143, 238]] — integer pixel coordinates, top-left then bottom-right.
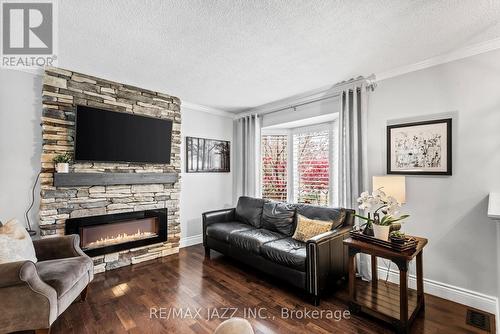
[[59, 0, 500, 112]]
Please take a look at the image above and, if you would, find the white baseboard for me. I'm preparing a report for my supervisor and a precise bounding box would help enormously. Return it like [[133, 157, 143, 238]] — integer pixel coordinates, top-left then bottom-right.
[[377, 266, 498, 315], [180, 234, 203, 248]]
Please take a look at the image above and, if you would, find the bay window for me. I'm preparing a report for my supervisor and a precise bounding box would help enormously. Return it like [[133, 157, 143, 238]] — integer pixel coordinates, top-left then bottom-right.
[[261, 122, 337, 206]]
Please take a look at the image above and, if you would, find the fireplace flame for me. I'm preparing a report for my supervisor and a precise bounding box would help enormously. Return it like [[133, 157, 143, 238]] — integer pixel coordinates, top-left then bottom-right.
[[85, 229, 156, 249]]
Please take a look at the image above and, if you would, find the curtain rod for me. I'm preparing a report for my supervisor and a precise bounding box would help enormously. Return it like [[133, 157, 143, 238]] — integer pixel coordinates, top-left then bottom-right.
[[238, 74, 376, 119], [263, 92, 341, 117]]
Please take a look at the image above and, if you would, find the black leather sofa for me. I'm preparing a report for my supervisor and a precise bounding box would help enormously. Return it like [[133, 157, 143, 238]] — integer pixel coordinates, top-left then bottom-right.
[[202, 196, 355, 305]]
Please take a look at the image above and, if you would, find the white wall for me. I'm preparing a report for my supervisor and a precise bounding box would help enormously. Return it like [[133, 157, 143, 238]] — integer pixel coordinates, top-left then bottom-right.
[[180, 107, 234, 245], [0, 70, 42, 230], [368, 49, 500, 305]]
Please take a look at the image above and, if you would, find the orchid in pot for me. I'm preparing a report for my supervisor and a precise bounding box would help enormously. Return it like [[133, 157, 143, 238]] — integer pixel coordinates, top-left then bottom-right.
[[355, 189, 409, 241]]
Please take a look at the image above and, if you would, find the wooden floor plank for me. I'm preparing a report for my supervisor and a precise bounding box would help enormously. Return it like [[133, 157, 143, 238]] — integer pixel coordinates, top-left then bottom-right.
[[47, 245, 495, 334]]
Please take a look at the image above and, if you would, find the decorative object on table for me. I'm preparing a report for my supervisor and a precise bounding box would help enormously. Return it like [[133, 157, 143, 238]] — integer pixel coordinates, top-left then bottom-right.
[[53, 153, 72, 173], [186, 136, 230, 173], [356, 186, 409, 241], [372, 175, 406, 203], [350, 228, 417, 251], [361, 213, 374, 236], [387, 118, 452, 175], [390, 230, 406, 244]]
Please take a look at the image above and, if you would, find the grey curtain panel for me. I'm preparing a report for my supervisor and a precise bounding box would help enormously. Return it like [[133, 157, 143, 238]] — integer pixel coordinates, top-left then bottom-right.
[[233, 114, 262, 199], [337, 80, 371, 280], [338, 82, 368, 209]]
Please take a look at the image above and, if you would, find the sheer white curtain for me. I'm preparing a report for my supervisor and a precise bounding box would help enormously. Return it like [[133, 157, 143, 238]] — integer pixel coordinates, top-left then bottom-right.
[[337, 79, 372, 280], [233, 114, 262, 199]]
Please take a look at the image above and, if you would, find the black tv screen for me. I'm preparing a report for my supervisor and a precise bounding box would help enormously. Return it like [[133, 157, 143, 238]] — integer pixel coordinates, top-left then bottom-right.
[[74, 106, 172, 163]]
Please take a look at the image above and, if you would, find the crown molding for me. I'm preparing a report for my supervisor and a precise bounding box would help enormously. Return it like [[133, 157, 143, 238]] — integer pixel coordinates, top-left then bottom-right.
[[376, 37, 500, 81], [181, 101, 236, 118], [238, 37, 500, 117]]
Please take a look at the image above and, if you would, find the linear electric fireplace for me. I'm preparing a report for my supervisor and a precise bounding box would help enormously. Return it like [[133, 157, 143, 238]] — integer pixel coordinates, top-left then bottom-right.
[[65, 209, 167, 257]]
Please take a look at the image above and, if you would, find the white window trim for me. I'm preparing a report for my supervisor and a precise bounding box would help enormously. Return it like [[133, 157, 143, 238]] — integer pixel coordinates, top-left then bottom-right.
[[261, 120, 338, 207]]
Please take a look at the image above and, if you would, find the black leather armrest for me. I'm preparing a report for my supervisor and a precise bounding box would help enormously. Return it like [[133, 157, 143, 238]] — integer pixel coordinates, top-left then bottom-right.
[[202, 208, 235, 247], [306, 225, 352, 298], [202, 208, 235, 226], [306, 225, 352, 245]]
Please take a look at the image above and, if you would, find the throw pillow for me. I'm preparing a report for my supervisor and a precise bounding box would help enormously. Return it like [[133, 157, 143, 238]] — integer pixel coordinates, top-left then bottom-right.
[[0, 219, 37, 264], [292, 214, 334, 242]]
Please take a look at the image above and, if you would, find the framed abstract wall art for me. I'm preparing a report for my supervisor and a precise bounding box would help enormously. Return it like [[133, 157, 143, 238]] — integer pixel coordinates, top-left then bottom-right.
[[387, 118, 452, 175], [186, 136, 230, 173]]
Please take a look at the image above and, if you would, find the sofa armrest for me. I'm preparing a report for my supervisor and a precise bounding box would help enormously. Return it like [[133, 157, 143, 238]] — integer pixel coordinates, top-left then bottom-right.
[[306, 225, 352, 245], [0, 261, 58, 331], [0, 261, 54, 294], [33, 234, 86, 261], [306, 225, 352, 298], [202, 208, 235, 247], [202, 208, 235, 226], [0, 261, 34, 288]]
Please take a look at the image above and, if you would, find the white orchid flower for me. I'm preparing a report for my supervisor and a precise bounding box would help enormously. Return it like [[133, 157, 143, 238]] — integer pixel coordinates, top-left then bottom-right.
[[359, 202, 372, 210], [373, 188, 388, 202]]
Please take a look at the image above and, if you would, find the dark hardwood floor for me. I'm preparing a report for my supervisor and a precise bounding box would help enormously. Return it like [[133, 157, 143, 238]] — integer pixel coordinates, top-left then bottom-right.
[[50, 245, 494, 334]]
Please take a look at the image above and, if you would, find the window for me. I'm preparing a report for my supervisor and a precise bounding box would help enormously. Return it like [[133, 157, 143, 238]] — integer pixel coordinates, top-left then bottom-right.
[[261, 123, 336, 206], [293, 130, 330, 206], [261, 134, 288, 201]]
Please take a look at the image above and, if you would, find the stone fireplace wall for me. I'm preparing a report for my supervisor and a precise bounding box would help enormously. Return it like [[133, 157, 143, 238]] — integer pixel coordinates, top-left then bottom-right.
[[39, 67, 181, 273]]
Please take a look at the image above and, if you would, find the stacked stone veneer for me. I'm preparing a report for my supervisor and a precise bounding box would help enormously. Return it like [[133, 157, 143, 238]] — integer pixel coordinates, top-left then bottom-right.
[[39, 67, 181, 273]]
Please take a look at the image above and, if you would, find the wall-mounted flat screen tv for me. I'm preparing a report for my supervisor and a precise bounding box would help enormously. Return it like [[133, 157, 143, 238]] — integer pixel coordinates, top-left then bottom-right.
[[74, 106, 173, 164]]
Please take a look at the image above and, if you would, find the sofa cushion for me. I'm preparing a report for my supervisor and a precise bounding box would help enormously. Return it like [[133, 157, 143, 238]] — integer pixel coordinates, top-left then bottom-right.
[[261, 202, 296, 236], [229, 229, 284, 254], [206, 222, 255, 242], [296, 205, 346, 231], [235, 196, 268, 228], [36, 256, 93, 297], [260, 237, 306, 271]]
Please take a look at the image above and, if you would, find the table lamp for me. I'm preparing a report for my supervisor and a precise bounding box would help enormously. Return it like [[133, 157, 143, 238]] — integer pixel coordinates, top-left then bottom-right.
[[372, 175, 406, 204]]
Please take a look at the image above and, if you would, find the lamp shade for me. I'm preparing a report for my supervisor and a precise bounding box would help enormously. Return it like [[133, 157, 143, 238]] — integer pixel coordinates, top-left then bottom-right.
[[372, 176, 406, 204]]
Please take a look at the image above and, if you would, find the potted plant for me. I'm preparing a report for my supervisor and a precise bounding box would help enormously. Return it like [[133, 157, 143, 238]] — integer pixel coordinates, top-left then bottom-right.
[[53, 153, 72, 173], [390, 230, 406, 244], [355, 189, 409, 241]]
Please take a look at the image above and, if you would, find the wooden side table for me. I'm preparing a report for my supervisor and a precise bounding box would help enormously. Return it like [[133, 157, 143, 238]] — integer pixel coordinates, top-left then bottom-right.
[[343, 236, 428, 334]]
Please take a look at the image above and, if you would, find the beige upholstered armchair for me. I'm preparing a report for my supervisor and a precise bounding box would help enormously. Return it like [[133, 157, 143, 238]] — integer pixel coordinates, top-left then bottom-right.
[[0, 235, 93, 334]]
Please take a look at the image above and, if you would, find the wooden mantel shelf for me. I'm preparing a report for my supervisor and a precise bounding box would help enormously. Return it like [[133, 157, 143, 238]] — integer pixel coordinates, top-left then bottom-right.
[[53, 172, 178, 187]]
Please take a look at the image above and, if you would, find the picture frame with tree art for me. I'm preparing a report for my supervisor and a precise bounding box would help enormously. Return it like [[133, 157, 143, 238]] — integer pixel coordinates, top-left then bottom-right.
[[186, 136, 230, 173]]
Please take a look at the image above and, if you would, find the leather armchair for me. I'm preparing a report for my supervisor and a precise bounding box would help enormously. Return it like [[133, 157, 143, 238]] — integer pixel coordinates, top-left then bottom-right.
[[0, 235, 93, 334]]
